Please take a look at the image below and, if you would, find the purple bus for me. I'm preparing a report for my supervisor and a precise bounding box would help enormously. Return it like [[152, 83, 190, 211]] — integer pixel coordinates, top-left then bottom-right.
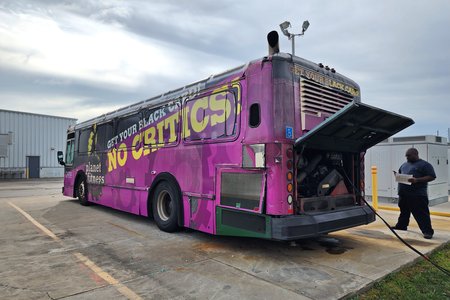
[[58, 34, 413, 240]]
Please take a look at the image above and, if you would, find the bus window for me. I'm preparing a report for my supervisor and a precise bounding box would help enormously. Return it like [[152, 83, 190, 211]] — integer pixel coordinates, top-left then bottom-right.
[[78, 129, 91, 153], [184, 90, 237, 141], [222, 91, 237, 137], [117, 113, 141, 136], [65, 139, 74, 165], [249, 103, 260, 127], [142, 103, 180, 147], [95, 122, 114, 152]]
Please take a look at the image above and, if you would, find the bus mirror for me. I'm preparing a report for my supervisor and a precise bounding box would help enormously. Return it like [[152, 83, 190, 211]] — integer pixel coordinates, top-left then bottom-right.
[[57, 151, 65, 166]]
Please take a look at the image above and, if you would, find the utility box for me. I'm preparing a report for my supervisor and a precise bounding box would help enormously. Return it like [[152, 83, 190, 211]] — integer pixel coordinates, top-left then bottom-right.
[[365, 135, 448, 206]]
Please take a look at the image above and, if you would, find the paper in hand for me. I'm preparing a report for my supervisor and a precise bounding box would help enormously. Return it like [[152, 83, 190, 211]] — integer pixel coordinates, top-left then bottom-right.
[[395, 173, 413, 185]]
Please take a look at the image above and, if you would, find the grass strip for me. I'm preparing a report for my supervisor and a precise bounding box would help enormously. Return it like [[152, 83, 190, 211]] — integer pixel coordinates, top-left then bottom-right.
[[350, 242, 450, 300]]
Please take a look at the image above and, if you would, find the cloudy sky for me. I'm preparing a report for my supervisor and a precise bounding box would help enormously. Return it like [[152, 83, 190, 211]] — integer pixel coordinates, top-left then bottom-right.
[[1, 0, 449, 137]]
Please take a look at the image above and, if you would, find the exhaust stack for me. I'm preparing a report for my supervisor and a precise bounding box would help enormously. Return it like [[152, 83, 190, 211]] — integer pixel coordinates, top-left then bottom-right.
[[267, 31, 279, 56]]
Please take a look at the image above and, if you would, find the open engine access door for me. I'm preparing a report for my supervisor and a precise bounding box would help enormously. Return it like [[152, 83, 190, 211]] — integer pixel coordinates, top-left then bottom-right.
[[294, 102, 414, 153]]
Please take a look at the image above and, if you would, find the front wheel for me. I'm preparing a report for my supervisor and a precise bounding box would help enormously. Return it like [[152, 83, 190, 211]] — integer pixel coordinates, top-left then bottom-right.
[[152, 181, 180, 232], [77, 176, 90, 206]]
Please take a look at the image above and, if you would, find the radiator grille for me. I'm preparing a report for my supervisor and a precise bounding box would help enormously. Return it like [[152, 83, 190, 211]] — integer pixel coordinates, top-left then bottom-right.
[[300, 77, 355, 116]]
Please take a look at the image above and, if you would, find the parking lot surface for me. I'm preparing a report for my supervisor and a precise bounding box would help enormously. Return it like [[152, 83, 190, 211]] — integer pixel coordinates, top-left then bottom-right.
[[1, 179, 449, 299]]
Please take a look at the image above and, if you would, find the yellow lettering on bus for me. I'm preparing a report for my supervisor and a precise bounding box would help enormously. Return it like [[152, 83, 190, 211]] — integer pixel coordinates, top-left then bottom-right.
[[87, 131, 95, 154], [143, 126, 156, 155], [183, 107, 191, 138], [107, 149, 117, 172], [156, 120, 165, 145], [231, 82, 242, 115], [210, 92, 231, 126], [131, 133, 142, 160], [190, 97, 209, 133], [165, 113, 178, 143], [117, 143, 127, 166]]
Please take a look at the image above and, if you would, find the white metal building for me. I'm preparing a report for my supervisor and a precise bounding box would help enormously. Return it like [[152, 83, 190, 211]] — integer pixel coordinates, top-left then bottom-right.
[[0, 109, 76, 179], [364, 135, 448, 206]]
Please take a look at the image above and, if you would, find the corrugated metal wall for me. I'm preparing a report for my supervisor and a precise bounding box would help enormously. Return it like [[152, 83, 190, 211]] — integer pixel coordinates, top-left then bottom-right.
[[0, 109, 76, 178]]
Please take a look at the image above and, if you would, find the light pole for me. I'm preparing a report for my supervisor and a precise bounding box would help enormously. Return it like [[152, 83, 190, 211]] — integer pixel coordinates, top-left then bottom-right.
[[279, 20, 310, 56]]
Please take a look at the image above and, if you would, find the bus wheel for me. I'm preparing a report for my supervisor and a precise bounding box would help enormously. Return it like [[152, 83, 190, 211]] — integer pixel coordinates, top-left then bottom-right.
[[152, 181, 180, 232], [77, 176, 90, 206]]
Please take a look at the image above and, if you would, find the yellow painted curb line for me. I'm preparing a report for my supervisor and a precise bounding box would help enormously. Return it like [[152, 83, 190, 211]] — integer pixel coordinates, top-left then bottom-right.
[[377, 205, 450, 217]]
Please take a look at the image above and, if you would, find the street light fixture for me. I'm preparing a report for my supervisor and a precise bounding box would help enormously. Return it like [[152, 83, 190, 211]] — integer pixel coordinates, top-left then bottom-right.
[[280, 21, 291, 37], [279, 20, 310, 56]]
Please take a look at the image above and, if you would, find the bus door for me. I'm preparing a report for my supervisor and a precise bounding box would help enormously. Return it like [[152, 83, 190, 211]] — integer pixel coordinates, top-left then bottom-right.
[[293, 102, 414, 213], [294, 102, 414, 155]]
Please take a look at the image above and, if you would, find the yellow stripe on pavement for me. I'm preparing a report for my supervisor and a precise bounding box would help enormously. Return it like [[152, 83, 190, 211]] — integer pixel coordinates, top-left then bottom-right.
[[8, 201, 142, 300], [377, 205, 450, 217], [8, 201, 60, 242]]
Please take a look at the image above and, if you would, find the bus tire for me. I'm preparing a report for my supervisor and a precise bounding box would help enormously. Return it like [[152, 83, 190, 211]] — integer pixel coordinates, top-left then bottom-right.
[[76, 176, 90, 206], [152, 181, 180, 232]]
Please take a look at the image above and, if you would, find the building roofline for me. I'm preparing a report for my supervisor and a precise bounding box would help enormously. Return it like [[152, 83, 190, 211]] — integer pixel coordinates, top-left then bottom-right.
[[0, 109, 77, 121]]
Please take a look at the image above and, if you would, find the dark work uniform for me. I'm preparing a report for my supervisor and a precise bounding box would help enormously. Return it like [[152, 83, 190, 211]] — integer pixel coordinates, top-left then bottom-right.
[[396, 159, 436, 235]]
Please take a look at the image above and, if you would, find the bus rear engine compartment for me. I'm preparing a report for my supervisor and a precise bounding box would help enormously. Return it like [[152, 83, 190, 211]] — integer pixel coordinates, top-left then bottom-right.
[[296, 149, 358, 213]]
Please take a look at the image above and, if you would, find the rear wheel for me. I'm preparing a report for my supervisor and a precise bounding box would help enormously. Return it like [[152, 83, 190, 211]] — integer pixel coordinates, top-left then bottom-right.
[[152, 181, 180, 232], [77, 176, 90, 206]]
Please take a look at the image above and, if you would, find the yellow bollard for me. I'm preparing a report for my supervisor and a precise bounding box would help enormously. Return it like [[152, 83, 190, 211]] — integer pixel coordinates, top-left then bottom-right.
[[371, 166, 378, 211]]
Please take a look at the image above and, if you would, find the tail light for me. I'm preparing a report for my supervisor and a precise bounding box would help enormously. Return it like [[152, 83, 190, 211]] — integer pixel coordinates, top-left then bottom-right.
[[286, 146, 294, 213], [287, 183, 293, 193], [287, 171, 293, 181], [286, 148, 293, 159]]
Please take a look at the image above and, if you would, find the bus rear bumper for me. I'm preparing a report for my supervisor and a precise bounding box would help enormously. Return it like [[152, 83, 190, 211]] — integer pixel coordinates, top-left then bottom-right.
[[271, 206, 375, 241]]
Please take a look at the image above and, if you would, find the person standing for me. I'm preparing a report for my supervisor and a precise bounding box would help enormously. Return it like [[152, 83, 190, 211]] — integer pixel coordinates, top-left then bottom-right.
[[392, 148, 436, 239]]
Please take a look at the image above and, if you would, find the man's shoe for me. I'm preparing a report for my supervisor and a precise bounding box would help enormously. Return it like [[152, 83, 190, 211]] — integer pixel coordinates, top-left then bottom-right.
[[390, 226, 407, 231], [423, 233, 433, 239]]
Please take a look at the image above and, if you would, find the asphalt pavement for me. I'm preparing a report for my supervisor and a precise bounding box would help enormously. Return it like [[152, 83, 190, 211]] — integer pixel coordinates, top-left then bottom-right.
[[1, 179, 449, 299]]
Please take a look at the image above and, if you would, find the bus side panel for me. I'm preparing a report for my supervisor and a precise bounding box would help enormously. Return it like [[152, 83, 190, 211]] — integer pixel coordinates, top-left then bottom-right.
[[75, 75, 246, 235], [245, 60, 296, 216], [265, 143, 291, 215], [63, 170, 76, 197], [102, 148, 149, 214], [243, 59, 274, 143], [112, 187, 141, 215], [184, 195, 216, 234], [63, 165, 86, 198], [147, 142, 242, 233], [95, 183, 115, 209]]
